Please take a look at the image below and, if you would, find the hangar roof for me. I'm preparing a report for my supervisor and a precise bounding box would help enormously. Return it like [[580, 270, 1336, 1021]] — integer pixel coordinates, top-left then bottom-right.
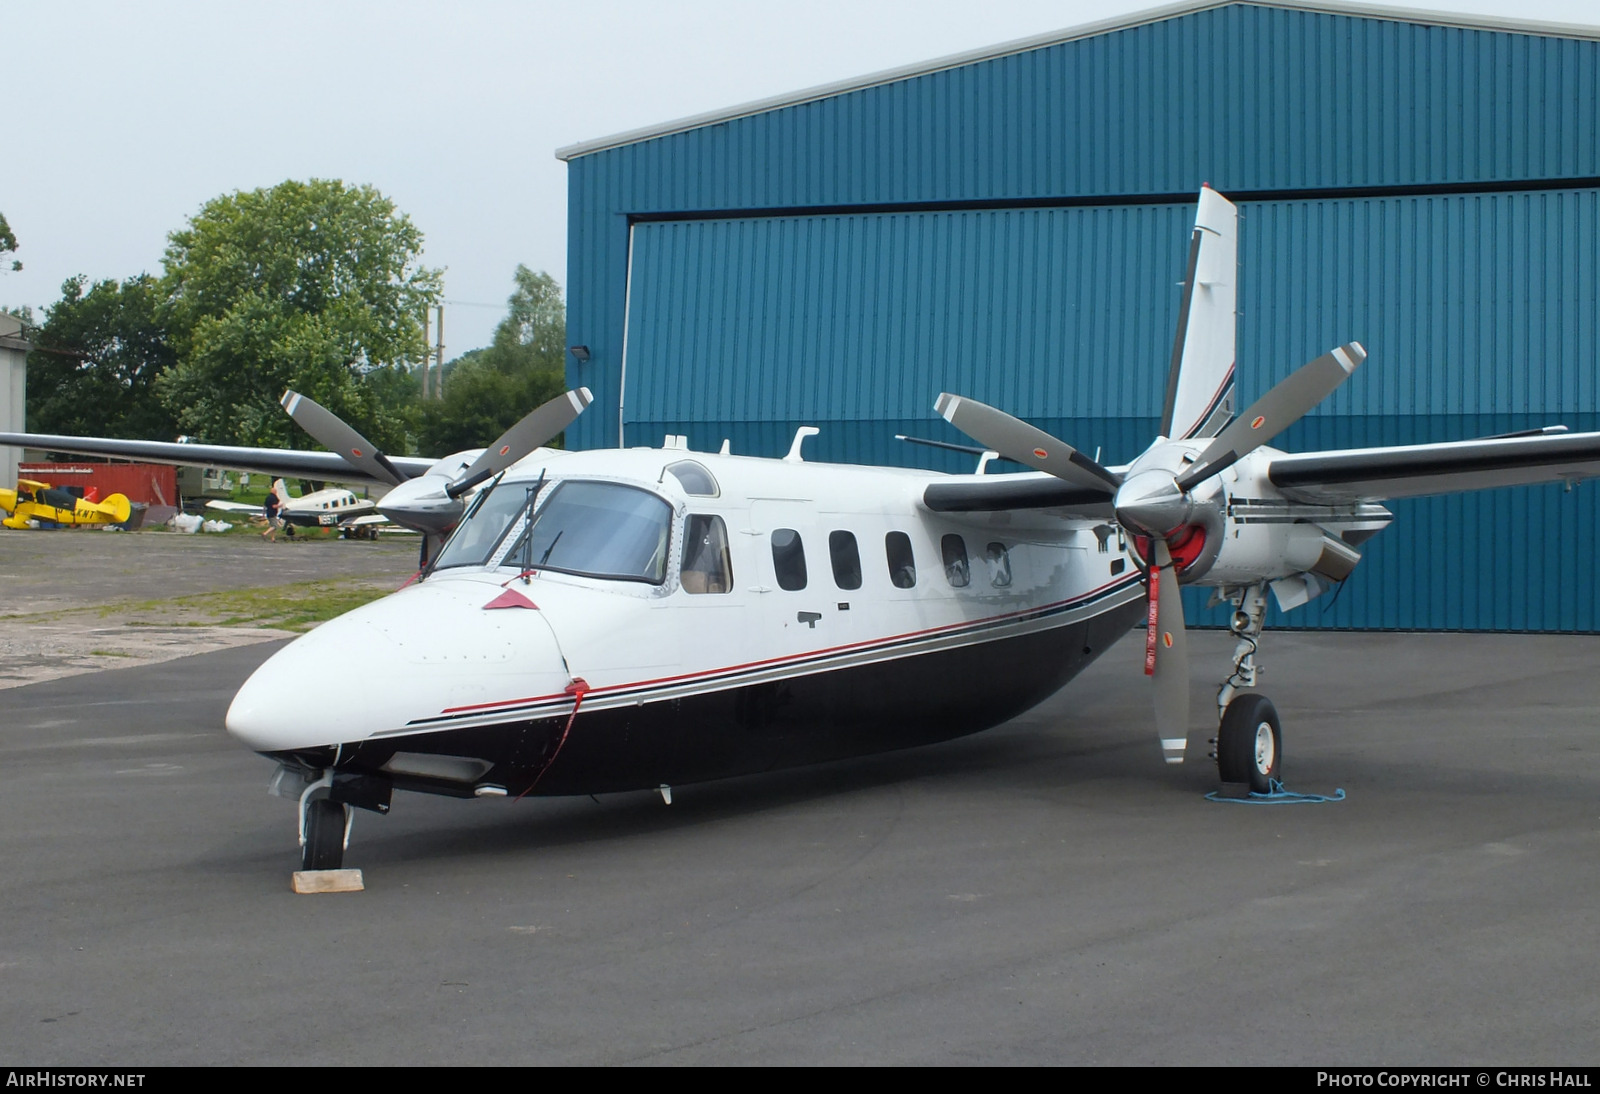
[[555, 0, 1600, 162]]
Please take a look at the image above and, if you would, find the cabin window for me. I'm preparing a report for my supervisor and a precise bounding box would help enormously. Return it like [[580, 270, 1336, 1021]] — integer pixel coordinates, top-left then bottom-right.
[[885, 531, 916, 589], [681, 514, 733, 594], [942, 534, 970, 588], [986, 542, 1012, 588], [771, 528, 807, 590], [829, 530, 862, 590], [665, 460, 719, 497]]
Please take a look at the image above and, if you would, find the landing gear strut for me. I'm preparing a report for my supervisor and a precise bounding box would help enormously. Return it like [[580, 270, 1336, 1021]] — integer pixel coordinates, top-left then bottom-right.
[[1211, 584, 1281, 792]]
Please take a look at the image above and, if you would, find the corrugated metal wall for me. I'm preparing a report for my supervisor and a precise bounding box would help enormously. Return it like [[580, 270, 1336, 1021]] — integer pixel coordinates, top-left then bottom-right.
[[563, 1, 1600, 631], [624, 205, 1192, 432]]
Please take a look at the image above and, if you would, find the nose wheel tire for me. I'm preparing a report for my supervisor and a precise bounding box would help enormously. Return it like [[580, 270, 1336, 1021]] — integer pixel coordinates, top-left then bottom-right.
[[301, 798, 348, 871], [1216, 693, 1281, 794]]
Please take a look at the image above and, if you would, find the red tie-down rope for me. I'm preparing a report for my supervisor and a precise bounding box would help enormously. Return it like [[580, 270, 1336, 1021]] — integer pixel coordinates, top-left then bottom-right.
[[516, 677, 590, 801]]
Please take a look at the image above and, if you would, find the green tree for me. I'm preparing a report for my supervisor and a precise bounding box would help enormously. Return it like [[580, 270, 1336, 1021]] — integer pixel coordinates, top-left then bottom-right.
[[418, 266, 567, 454], [1, 212, 20, 272], [26, 275, 179, 439], [158, 179, 439, 449]]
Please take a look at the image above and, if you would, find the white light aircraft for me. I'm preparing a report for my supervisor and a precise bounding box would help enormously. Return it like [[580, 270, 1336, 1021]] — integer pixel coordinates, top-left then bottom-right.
[[6, 187, 1600, 874], [206, 485, 384, 537]]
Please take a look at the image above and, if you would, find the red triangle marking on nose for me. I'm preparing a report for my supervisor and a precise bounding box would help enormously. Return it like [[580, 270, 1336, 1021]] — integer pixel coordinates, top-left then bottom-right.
[[483, 589, 538, 610]]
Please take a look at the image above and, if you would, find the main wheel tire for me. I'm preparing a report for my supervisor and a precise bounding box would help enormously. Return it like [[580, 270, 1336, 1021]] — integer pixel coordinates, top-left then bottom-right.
[[1216, 693, 1281, 794], [302, 798, 347, 871]]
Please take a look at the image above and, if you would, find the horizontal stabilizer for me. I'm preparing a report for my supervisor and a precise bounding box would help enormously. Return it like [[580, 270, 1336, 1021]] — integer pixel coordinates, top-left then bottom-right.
[[1269, 430, 1600, 503], [923, 474, 1115, 515]]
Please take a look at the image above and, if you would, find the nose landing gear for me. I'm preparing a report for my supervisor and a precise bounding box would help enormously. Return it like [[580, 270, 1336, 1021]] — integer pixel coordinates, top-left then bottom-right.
[[286, 769, 352, 872], [301, 795, 351, 872]]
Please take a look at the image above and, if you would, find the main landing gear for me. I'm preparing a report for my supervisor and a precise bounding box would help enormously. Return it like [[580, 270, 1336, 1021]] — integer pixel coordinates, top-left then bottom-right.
[[1210, 584, 1282, 794]]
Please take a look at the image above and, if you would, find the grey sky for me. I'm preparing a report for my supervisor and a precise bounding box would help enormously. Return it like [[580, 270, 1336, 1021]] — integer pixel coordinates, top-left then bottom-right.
[[5, 0, 1597, 357]]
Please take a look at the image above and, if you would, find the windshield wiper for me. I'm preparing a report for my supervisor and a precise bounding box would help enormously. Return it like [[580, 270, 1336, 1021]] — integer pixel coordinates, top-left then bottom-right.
[[537, 530, 563, 569], [513, 470, 551, 583]]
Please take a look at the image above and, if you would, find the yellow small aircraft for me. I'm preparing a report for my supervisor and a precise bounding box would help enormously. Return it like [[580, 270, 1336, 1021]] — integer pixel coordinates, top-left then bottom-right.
[[0, 478, 132, 529]]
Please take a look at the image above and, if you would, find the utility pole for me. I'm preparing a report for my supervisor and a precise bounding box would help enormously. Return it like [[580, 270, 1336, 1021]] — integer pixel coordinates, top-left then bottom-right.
[[434, 304, 444, 400], [420, 304, 432, 399]]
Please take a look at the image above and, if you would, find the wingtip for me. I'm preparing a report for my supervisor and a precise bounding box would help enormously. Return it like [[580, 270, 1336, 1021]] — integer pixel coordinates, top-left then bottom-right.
[[280, 390, 301, 413], [934, 393, 958, 421]]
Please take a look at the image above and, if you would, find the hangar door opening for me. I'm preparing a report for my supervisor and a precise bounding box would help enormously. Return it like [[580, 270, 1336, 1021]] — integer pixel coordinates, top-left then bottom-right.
[[620, 195, 1600, 632], [621, 204, 1196, 468]]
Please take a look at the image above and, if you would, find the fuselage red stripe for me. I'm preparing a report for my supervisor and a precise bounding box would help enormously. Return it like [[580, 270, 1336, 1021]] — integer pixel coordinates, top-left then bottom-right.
[[433, 571, 1145, 718]]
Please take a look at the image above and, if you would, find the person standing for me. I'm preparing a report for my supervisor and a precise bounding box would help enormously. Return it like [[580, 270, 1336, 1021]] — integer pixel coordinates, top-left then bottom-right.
[[262, 478, 289, 541]]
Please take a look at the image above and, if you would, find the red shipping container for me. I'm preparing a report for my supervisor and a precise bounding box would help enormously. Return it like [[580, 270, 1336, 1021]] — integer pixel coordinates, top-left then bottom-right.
[[19, 463, 178, 507]]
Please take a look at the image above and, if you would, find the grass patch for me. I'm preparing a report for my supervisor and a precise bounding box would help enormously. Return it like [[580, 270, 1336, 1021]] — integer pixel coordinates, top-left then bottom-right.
[[103, 580, 395, 632], [89, 649, 135, 658]]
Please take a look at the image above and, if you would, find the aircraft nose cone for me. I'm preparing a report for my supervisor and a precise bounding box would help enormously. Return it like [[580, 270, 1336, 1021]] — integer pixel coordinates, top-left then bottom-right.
[[1113, 470, 1191, 538], [225, 578, 570, 753]]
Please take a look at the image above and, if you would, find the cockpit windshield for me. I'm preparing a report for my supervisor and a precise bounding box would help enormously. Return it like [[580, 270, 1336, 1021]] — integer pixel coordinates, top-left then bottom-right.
[[433, 479, 674, 585], [430, 480, 531, 570]]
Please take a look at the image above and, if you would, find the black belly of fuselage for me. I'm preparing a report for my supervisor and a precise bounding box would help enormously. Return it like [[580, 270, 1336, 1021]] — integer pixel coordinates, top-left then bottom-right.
[[266, 597, 1144, 803]]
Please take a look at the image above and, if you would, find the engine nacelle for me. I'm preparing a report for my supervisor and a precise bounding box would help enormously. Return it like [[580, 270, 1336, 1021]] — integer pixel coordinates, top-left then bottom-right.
[[1196, 448, 1390, 591]]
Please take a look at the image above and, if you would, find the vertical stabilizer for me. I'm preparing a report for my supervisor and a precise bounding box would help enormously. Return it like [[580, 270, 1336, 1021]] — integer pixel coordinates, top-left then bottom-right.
[[1159, 186, 1238, 441]]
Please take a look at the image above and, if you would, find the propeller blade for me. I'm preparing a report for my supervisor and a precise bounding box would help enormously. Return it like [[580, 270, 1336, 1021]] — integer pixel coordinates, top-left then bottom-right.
[[1174, 342, 1366, 491], [280, 391, 408, 487], [1147, 539, 1191, 764], [446, 387, 594, 499], [934, 393, 1120, 494]]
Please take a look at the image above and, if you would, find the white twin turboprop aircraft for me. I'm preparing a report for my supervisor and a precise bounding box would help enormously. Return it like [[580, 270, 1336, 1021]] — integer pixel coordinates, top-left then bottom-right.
[[7, 187, 1600, 873]]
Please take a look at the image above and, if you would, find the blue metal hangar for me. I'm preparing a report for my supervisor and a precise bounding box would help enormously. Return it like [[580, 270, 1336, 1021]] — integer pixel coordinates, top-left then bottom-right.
[[556, 0, 1600, 633]]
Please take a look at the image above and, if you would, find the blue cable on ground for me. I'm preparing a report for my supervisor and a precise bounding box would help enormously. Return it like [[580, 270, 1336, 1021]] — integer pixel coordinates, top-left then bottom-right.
[[1205, 778, 1345, 804]]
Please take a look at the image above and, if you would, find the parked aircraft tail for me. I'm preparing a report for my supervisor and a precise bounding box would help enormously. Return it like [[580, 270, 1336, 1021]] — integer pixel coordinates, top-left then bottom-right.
[[1160, 185, 1238, 442]]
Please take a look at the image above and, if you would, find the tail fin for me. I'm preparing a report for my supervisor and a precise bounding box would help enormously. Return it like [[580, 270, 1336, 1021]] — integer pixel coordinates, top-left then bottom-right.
[[1159, 186, 1238, 441], [89, 493, 132, 524]]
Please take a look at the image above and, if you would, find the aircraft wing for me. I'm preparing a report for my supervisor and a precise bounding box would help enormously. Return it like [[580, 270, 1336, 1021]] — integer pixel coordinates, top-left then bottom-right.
[[922, 473, 1115, 517], [1269, 431, 1600, 503], [0, 432, 437, 487], [205, 499, 262, 513]]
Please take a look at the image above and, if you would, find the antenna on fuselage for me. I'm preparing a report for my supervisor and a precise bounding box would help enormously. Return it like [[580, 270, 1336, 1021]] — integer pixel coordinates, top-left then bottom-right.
[[894, 433, 1000, 473], [784, 426, 820, 462]]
